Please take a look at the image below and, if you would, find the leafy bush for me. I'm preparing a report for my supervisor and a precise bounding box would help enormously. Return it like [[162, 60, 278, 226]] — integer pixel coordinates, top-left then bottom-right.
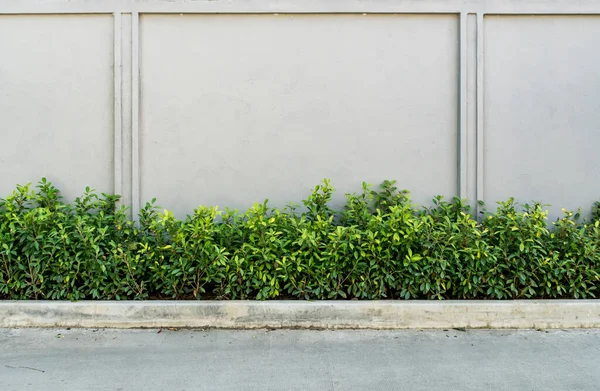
[[0, 179, 599, 300], [593, 201, 600, 222]]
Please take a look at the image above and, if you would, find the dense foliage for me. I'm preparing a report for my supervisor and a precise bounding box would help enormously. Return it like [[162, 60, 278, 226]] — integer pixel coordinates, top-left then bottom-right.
[[1, 179, 599, 300]]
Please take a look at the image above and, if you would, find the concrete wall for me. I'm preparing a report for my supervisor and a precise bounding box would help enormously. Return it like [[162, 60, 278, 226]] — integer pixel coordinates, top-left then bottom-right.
[[1, 1, 599, 220], [0, 15, 114, 200]]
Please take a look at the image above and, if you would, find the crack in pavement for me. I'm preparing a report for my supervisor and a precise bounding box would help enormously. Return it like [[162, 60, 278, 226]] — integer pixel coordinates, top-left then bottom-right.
[[5, 365, 45, 373]]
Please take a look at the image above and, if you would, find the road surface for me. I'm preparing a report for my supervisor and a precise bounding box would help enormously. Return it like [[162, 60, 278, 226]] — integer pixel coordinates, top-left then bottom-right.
[[1, 328, 599, 390]]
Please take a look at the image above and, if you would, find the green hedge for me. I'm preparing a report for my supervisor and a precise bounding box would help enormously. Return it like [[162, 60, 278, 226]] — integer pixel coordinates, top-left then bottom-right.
[[1, 179, 599, 300]]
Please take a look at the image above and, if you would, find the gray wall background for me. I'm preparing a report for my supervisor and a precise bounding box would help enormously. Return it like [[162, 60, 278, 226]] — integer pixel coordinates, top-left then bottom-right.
[[1, 0, 599, 220]]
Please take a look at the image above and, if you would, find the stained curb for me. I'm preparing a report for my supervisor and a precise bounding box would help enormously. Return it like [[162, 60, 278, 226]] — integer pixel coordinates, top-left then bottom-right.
[[1, 300, 599, 329]]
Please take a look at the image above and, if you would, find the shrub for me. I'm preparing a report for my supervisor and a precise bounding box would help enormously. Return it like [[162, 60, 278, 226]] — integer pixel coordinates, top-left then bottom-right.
[[593, 201, 600, 222], [0, 179, 599, 300]]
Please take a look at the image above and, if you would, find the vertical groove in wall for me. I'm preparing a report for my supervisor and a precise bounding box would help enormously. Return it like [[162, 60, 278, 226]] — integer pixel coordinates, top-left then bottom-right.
[[476, 13, 485, 214], [121, 13, 133, 215], [131, 11, 140, 220], [113, 12, 122, 199], [466, 13, 478, 211], [458, 12, 468, 200]]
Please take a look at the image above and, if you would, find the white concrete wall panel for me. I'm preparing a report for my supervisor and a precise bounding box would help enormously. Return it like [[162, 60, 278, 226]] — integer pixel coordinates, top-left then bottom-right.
[[483, 16, 600, 218], [140, 14, 459, 214], [0, 15, 114, 199]]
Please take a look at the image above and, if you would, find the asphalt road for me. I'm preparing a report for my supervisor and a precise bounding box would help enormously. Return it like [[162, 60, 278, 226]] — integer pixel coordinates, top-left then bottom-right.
[[1, 328, 599, 391]]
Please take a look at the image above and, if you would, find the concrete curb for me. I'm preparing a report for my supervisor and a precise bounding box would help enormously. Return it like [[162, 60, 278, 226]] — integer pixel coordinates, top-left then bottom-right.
[[1, 300, 599, 329]]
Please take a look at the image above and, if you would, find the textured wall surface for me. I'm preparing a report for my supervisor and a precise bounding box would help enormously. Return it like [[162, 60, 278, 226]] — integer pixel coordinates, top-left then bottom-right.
[[1, 1, 599, 220], [483, 15, 600, 215], [140, 14, 458, 211], [0, 15, 114, 198]]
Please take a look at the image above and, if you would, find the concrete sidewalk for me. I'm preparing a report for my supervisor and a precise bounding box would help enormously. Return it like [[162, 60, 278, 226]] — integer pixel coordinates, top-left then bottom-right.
[[1, 328, 599, 391]]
